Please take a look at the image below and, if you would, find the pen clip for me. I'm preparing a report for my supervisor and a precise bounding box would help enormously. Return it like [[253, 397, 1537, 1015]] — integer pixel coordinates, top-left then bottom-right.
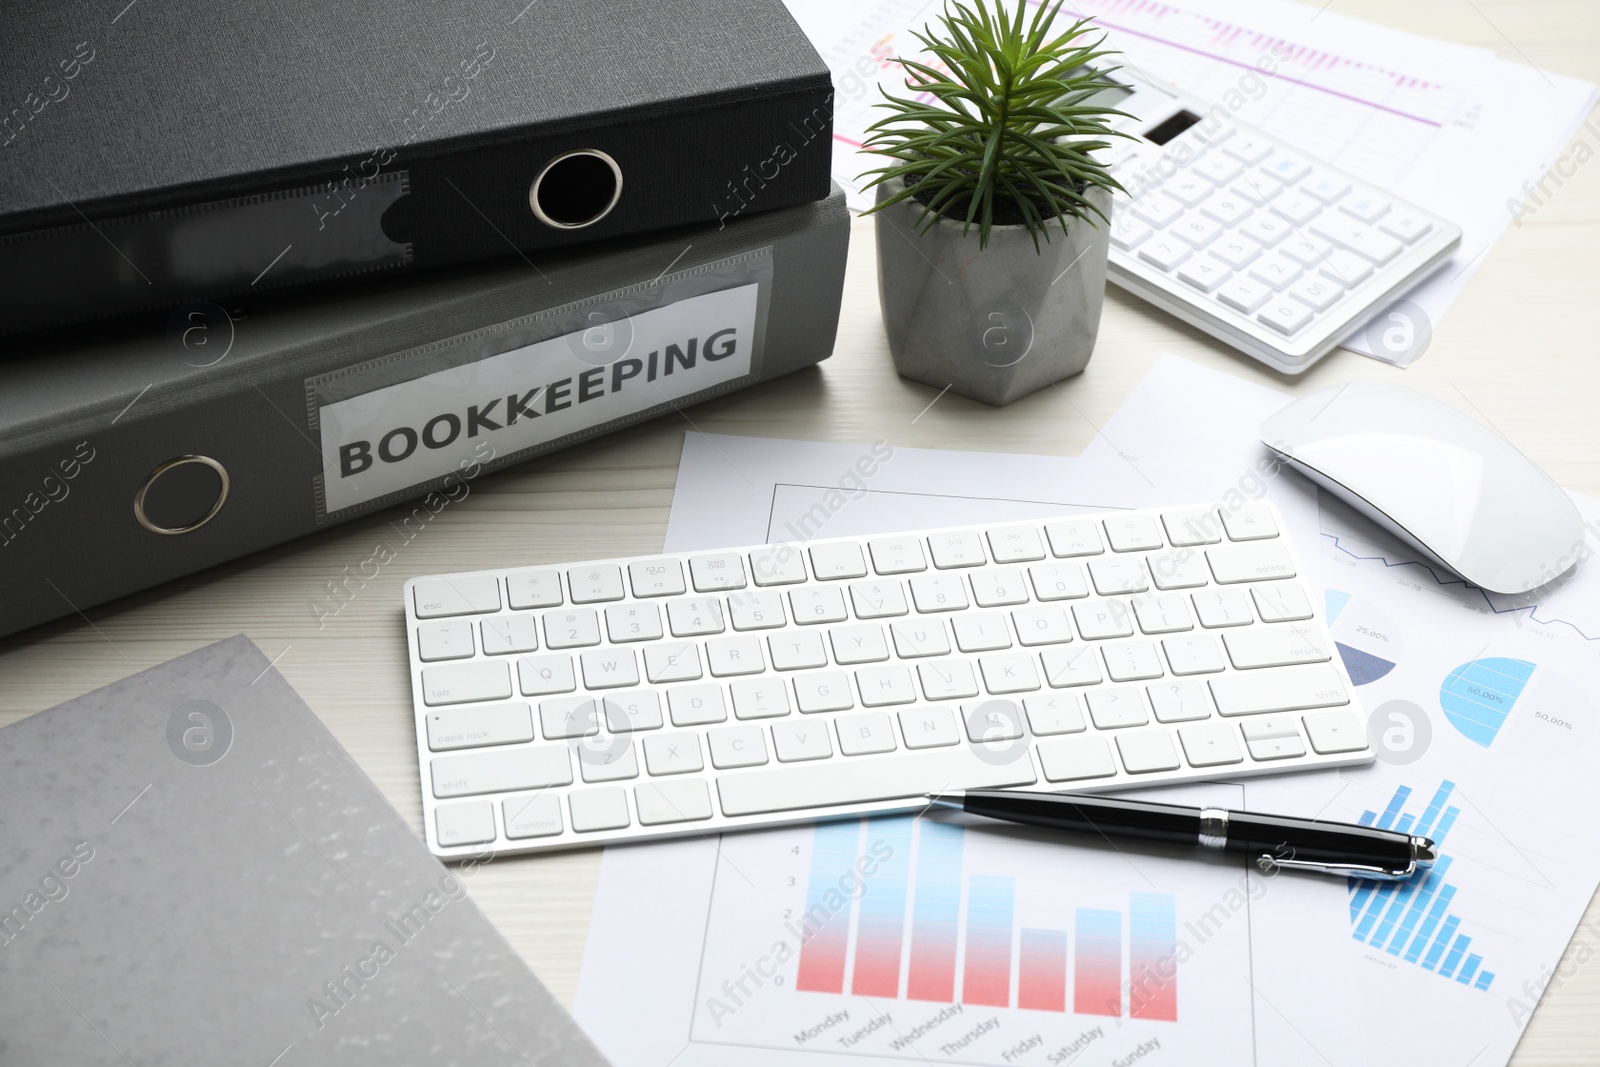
[[1263, 855, 1418, 882]]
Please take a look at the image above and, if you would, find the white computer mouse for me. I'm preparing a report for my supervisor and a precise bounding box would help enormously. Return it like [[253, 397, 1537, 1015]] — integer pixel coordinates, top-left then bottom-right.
[[1260, 382, 1583, 595]]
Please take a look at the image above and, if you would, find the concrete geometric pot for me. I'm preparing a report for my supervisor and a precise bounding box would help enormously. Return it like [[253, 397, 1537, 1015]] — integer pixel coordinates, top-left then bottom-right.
[[874, 179, 1113, 407]]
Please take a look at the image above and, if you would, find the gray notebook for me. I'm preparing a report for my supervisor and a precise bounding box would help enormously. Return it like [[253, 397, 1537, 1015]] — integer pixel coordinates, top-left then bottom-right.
[[0, 635, 609, 1067]]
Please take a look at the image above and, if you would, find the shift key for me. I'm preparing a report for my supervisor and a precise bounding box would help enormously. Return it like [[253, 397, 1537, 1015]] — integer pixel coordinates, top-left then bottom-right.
[[431, 745, 572, 798]]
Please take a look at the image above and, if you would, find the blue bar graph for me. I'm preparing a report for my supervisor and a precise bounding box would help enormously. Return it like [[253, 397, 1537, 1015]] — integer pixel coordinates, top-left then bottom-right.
[[1347, 781, 1494, 992]]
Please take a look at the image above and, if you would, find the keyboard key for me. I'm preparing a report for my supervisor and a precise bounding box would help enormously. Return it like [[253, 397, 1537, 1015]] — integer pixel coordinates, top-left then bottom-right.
[[987, 525, 1047, 563], [1257, 297, 1313, 335], [1309, 214, 1402, 264], [1164, 172, 1215, 206], [1260, 153, 1311, 184], [1087, 557, 1149, 594], [414, 575, 500, 618], [1012, 606, 1074, 646], [749, 546, 807, 586], [635, 779, 713, 824], [481, 615, 538, 655], [837, 712, 898, 755], [899, 706, 961, 748], [731, 677, 790, 719], [790, 585, 849, 623], [504, 794, 564, 838], [1318, 248, 1373, 287], [1162, 633, 1226, 675], [505, 569, 562, 609], [436, 802, 496, 847], [606, 603, 664, 642], [890, 619, 951, 658], [869, 535, 927, 574], [1217, 276, 1271, 314], [1209, 233, 1262, 270], [1192, 588, 1254, 628], [580, 648, 638, 689], [928, 530, 987, 568], [709, 724, 768, 767], [810, 542, 869, 580], [1210, 664, 1349, 717], [1192, 152, 1244, 185], [1177, 255, 1231, 292], [1171, 214, 1224, 248], [1222, 502, 1278, 540], [1038, 736, 1116, 782], [1304, 708, 1368, 754], [856, 665, 917, 706], [1223, 623, 1331, 669], [568, 565, 625, 603], [603, 691, 664, 732], [1105, 514, 1163, 551], [1117, 731, 1181, 774], [716, 745, 1036, 816], [1252, 583, 1314, 622], [794, 670, 855, 713], [1073, 599, 1134, 640], [831, 622, 892, 663], [644, 641, 702, 683], [1223, 134, 1272, 164], [1041, 645, 1104, 687], [1029, 563, 1089, 600], [773, 720, 834, 762], [1044, 519, 1103, 557], [708, 634, 766, 676], [1161, 508, 1220, 547], [577, 737, 639, 783], [418, 619, 475, 661], [1379, 211, 1432, 243], [911, 575, 970, 612], [1300, 172, 1350, 203], [1207, 541, 1296, 583], [1339, 193, 1390, 224], [729, 590, 786, 631], [643, 731, 704, 774], [1133, 191, 1185, 227], [1137, 235, 1192, 272], [667, 596, 725, 637], [544, 608, 602, 649], [1147, 549, 1210, 590], [570, 788, 631, 832], [1289, 275, 1342, 312], [963, 699, 1026, 742], [1132, 594, 1193, 634], [1241, 715, 1307, 760], [1178, 721, 1243, 767], [768, 630, 832, 671], [979, 652, 1041, 694], [1024, 693, 1085, 735], [690, 552, 747, 591], [1248, 253, 1302, 290], [668, 683, 727, 726], [1230, 172, 1282, 205], [518, 653, 577, 695], [1086, 687, 1148, 728], [1103, 641, 1164, 682], [952, 613, 1013, 653], [970, 568, 1030, 607], [422, 661, 512, 706], [426, 702, 534, 751], [850, 579, 910, 618], [431, 744, 571, 798], [629, 558, 686, 597], [1149, 680, 1212, 723], [540, 696, 600, 738]]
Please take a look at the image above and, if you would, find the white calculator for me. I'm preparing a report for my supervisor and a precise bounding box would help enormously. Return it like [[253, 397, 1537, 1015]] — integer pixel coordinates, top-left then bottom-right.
[[1093, 74, 1461, 373]]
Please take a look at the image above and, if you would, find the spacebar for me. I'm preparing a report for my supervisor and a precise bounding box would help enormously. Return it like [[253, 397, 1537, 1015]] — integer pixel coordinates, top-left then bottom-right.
[[717, 747, 1038, 817]]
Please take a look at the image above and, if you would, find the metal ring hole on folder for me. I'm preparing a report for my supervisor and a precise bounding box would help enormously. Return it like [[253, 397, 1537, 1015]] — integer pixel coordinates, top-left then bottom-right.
[[134, 455, 230, 535], [530, 149, 622, 229]]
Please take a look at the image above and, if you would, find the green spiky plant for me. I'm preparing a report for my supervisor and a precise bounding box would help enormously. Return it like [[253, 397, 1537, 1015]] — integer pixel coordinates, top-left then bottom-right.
[[859, 0, 1128, 250]]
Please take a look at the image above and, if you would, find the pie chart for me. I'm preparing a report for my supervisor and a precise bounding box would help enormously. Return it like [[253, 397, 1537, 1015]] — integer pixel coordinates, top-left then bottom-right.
[[1325, 589, 1399, 686], [1439, 658, 1594, 756]]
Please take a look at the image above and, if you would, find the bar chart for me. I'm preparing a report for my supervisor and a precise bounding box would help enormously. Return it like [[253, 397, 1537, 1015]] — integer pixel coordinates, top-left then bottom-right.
[[1348, 780, 1495, 990]]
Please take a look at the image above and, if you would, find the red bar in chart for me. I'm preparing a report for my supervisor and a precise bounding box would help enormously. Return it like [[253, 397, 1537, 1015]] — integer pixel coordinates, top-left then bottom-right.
[[794, 820, 861, 993], [961, 875, 1014, 1007], [1017, 928, 1068, 1012], [1129, 892, 1178, 1021], [1074, 908, 1122, 1017], [850, 817, 914, 996], [906, 819, 964, 1001]]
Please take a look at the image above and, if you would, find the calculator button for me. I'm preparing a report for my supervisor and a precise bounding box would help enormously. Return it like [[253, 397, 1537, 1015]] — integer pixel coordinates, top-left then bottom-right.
[[1194, 122, 1234, 146], [1379, 211, 1433, 244], [1300, 173, 1351, 203], [1279, 234, 1335, 269], [1163, 173, 1214, 207], [1248, 254, 1303, 290], [1217, 276, 1272, 313], [1318, 249, 1374, 287], [1171, 214, 1223, 248], [1134, 192, 1185, 228], [1340, 194, 1391, 223], [1223, 134, 1273, 164], [1192, 152, 1244, 185], [1269, 191, 1321, 226], [1111, 213, 1154, 250], [1230, 173, 1282, 205], [1239, 213, 1288, 247], [1177, 256, 1231, 293], [1260, 153, 1311, 184], [1257, 298, 1314, 335], [1310, 214, 1403, 264], [1138, 235, 1192, 272], [1288, 275, 1343, 312], [1209, 234, 1261, 270], [1200, 193, 1251, 227]]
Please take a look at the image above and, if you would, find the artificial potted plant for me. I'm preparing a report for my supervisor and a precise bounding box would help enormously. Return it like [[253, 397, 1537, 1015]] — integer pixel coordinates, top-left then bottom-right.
[[862, 0, 1126, 407]]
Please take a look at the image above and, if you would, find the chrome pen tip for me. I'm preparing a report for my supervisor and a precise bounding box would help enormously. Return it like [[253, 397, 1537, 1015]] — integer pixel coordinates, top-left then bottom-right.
[[1412, 836, 1438, 867], [924, 792, 965, 811]]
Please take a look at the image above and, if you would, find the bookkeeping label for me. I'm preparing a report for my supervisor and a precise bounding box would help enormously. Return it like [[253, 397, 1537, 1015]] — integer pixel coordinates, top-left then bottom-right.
[[314, 283, 759, 513]]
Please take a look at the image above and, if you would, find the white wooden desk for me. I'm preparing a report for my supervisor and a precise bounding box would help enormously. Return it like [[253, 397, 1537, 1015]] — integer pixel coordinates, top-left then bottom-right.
[[2, 1, 1597, 1061]]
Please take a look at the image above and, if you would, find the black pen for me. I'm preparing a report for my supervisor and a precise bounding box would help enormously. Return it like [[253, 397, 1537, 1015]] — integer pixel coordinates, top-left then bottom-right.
[[926, 789, 1437, 881]]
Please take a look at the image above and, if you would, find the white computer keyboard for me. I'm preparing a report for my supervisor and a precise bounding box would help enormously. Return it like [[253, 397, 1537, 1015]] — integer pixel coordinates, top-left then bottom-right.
[[1098, 75, 1462, 373], [403, 502, 1373, 858]]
